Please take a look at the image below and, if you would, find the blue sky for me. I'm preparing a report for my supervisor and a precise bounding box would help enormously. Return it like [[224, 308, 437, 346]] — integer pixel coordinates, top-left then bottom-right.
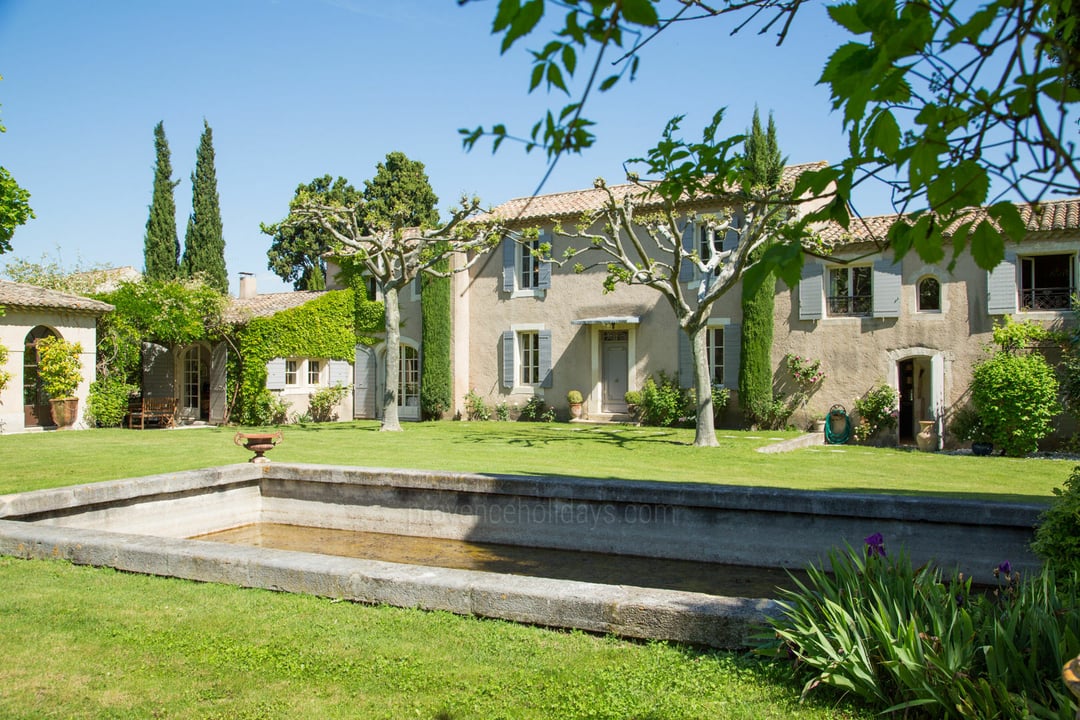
[[1, 0, 872, 294]]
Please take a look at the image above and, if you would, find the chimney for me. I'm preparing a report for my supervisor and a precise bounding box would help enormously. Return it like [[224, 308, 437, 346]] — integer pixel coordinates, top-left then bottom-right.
[[239, 272, 256, 299]]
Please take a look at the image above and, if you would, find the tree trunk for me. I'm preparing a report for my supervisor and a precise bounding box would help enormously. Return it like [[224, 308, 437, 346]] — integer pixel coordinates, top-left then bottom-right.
[[689, 323, 719, 447], [381, 285, 402, 431]]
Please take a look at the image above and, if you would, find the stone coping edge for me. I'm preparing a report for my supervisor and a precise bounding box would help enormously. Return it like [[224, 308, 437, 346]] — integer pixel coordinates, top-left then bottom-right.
[[0, 462, 1044, 529], [0, 519, 778, 649]]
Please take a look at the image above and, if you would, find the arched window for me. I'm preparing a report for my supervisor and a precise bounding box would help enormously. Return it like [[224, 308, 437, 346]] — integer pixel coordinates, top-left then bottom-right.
[[917, 276, 941, 312]]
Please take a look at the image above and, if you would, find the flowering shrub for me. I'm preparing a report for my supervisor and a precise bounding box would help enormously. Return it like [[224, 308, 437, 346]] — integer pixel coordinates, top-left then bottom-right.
[[852, 383, 898, 443], [784, 353, 825, 390], [764, 534, 1080, 718]]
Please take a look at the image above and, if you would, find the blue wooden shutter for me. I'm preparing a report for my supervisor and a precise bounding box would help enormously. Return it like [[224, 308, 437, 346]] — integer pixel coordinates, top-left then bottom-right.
[[501, 330, 515, 388], [329, 360, 351, 386], [266, 358, 286, 391], [502, 237, 515, 293], [538, 329, 553, 388], [722, 213, 742, 253], [872, 258, 903, 318], [142, 342, 174, 399], [677, 330, 693, 389], [537, 230, 552, 289], [799, 263, 824, 320], [209, 342, 227, 424], [353, 345, 376, 418], [723, 324, 741, 388], [679, 222, 695, 282], [987, 252, 1018, 315]]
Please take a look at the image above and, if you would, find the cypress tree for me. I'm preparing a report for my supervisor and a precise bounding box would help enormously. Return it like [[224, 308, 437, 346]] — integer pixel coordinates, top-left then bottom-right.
[[738, 108, 785, 426], [181, 119, 228, 293], [143, 121, 180, 280], [420, 255, 451, 420]]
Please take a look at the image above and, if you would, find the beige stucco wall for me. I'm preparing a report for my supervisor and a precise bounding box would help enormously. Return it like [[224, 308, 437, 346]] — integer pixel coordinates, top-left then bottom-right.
[[456, 209, 1078, 442], [775, 237, 1075, 442], [459, 212, 744, 421], [0, 308, 100, 433]]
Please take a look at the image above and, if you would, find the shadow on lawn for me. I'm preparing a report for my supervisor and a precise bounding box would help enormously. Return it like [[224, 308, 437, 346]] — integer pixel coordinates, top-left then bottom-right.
[[461, 425, 689, 449]]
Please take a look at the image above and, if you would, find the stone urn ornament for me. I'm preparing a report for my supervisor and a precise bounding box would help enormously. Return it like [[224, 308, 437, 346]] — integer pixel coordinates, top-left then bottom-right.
[[915, 420, 937, 452], [234, 431, 283, 463]]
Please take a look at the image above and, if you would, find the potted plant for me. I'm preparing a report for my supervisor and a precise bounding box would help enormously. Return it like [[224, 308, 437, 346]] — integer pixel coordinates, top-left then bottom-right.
[[810, 414, 827, 434], [624, 390, 643, 423], [567, 389, 583, 419], [949, 405, 992, 455], [35, 336, 83, 429]]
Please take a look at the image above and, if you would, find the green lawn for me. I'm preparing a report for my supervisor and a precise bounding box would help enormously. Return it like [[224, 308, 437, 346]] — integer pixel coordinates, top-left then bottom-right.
[[0, 420, 1071, 502], [0, 421, 1069, 719]]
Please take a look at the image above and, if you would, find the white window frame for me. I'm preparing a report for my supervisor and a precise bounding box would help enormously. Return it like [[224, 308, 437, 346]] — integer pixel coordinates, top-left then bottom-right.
[[706, 324, 725, 387], [827, 265, 873, 317], [284, 358, 326, 390], [307, 359, 323, 386], [510, 323, 546, 395], [512, 238, 545, 298], [1019, 252, 1076, 312]]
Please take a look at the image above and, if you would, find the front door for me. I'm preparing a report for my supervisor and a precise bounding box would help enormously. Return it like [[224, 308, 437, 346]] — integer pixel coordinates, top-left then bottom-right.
[[601, 331, 628, 413]]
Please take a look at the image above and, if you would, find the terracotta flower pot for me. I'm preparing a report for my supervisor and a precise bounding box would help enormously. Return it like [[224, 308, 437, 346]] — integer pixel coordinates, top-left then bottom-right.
[[49, 397, 79, 429]]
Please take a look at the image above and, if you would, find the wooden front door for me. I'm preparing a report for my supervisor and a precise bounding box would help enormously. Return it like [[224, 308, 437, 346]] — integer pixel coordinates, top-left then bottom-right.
[[601, 331, 628, 413]]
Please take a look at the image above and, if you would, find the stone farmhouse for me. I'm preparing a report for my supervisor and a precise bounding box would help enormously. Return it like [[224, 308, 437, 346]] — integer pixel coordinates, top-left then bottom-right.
[[4, 172, 1076, 446], [317, 178, 1080, 448]]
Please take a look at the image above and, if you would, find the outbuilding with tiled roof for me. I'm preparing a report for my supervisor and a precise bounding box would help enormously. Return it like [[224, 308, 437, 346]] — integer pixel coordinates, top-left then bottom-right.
[[0, 280, 114, 433]]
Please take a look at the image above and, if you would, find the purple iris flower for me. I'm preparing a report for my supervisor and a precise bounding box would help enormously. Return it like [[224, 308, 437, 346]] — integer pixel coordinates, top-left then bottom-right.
[[996, 560, 1012, 577], [864, 532, 886, 558]]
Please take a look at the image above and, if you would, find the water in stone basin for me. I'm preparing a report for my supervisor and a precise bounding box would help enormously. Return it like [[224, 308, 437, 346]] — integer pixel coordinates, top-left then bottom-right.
[[193, 522, 810, 598]]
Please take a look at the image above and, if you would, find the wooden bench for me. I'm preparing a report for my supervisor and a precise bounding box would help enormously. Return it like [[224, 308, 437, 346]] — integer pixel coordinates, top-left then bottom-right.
[[128, 397, 177, 429]]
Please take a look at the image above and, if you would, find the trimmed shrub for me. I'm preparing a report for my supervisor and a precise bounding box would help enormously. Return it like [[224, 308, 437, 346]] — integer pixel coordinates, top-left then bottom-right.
[[972, 350, 1059, 456], [86, 376, 137, 428]]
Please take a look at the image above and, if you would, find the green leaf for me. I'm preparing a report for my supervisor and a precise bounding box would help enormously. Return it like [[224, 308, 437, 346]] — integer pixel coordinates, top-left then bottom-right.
[[827, 2, 870, 34], [561, 43, 576, 76], [987, 201, 1025, 243], [598, 74, 619, 92], [529, 62, 545, 91], [546, 62, 567, 92], [970, 219, 1005, 271], [867, 110, 900, 156], [619, 0, 658, 27], [500, 0, 544, 53], [492, 0, 520, 33]]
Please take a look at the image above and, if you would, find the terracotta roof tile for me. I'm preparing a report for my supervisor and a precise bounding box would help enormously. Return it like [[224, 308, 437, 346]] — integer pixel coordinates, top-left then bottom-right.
[[0, 280, 114, 314], [485, 161, 829, 224], [223, 290, 327, 323], [815, 196, 1080, 247]]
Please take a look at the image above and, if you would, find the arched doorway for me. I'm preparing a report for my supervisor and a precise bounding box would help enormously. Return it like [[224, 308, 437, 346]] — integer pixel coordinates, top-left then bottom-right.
[[180, 344, 210, 422], [890, 348, 945, 448], [23, 326, 58, 427]]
